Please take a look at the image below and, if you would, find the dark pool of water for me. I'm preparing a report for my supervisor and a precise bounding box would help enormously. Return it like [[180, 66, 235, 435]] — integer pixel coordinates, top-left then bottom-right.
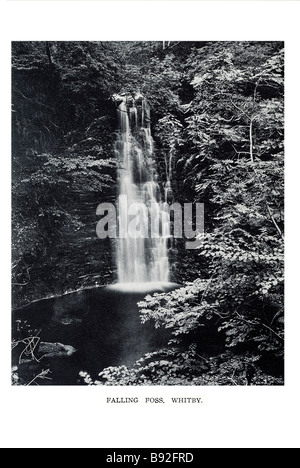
[[12, 283, 179, 385]]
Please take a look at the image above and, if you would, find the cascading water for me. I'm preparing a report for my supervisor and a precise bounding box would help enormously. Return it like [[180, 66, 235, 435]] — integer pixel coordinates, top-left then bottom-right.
[[113, 93, 170, 284]]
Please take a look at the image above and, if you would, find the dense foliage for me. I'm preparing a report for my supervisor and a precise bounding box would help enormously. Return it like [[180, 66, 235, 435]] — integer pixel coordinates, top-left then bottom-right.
[[12, 41, 284, 385]]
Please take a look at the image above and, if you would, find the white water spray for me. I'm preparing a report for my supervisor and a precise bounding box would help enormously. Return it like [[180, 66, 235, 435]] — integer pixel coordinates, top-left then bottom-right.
[[113, 94, 170, 283]]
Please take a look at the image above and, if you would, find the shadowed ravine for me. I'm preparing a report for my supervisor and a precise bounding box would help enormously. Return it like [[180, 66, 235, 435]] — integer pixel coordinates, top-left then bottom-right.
[[11, 42, 285, 389], [12, 93, 178, 386]]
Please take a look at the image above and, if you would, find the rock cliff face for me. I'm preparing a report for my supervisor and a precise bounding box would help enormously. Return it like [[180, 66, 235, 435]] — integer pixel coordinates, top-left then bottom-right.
[[12, 45, 118, 307], [12, 138, 117, 307]]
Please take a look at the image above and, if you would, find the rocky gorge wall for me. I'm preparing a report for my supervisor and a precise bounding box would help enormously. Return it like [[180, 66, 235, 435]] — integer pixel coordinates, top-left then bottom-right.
[[12, 43, 120, 307]]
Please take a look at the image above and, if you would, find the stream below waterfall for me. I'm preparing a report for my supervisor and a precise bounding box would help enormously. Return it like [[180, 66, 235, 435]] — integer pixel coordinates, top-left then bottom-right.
[[12, 283, 179, 385]]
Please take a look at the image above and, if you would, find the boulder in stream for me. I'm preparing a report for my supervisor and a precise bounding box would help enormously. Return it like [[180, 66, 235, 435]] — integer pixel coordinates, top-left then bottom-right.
[[39, 342, 76, 359]]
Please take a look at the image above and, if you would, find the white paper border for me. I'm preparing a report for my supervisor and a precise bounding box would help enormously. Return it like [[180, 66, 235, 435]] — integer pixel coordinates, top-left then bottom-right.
[[1, 0, 300, 449]]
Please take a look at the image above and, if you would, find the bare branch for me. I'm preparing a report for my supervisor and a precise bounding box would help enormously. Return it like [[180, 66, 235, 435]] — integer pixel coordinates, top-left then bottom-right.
[[249, 119, 254, 163], [265, 201, 284, 240], [27, 369, 52, 387], [261, 323, 284, 342]]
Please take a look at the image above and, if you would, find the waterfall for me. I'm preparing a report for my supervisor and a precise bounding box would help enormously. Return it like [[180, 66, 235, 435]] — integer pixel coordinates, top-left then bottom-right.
[[113, 93, 170, 284]]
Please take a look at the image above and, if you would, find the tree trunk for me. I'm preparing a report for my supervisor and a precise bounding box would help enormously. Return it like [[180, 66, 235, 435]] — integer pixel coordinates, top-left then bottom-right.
[[249, 119, 254, 163], [46, 42, 52, 66]]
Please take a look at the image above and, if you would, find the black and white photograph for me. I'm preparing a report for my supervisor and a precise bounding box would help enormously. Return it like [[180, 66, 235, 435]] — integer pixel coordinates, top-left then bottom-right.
[[11, 40, 284, 387], [2, 0, 300, 451]]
